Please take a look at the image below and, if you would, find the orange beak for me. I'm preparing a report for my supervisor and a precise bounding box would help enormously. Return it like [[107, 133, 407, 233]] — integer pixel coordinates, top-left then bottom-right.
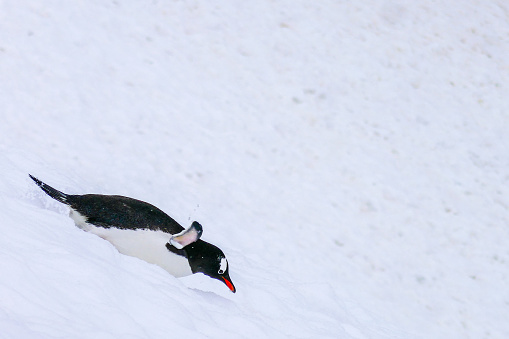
[[222, 276, 236, 293]]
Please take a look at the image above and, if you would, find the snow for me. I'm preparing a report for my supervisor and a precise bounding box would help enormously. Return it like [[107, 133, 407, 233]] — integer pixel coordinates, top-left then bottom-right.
[[0, 1, 508, 338]]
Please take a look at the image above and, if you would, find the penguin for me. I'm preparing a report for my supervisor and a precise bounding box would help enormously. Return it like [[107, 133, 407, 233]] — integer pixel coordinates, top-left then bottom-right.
[[29, 174, 236, 293]]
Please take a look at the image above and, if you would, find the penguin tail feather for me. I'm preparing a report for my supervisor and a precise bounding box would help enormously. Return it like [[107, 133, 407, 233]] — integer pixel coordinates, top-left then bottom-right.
[[29, 174, 70, 205]]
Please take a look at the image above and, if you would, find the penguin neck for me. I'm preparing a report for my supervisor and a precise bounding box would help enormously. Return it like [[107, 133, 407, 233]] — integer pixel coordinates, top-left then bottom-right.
[[183, 240, 216, 274], [184, 239, 208, 258]]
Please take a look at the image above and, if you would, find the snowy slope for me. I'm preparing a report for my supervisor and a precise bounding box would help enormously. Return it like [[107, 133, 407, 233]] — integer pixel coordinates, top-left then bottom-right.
[[1, 1, 508, 338]]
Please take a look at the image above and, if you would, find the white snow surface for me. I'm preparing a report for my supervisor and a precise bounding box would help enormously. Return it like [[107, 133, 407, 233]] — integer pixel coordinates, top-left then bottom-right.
[[0, 1, 508, 338]]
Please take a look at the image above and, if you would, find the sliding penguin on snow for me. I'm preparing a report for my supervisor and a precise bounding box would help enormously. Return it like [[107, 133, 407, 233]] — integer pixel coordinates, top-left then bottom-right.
[[29, 175, 236, 293]]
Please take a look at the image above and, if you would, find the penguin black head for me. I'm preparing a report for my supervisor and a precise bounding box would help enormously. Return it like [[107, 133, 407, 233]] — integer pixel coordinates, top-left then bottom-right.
[[185, 241, 236, 293], [168, 221, 236, 293]]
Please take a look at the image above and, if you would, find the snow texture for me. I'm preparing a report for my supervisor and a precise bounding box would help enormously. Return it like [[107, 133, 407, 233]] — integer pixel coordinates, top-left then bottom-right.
[[0, 1, 508, 338]]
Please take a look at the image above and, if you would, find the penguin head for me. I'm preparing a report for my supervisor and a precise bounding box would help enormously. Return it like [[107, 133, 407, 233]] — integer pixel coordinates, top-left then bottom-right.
[[169, 221, 236, 293], [186, 241, 236, 293]]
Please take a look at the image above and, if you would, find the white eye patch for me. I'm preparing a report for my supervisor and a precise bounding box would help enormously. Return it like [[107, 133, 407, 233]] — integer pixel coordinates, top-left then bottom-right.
[[218, 258, 228, 274]]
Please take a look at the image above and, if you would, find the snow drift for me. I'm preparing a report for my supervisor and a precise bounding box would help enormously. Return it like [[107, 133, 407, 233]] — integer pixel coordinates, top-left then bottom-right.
[[0, 1, 508, 338]]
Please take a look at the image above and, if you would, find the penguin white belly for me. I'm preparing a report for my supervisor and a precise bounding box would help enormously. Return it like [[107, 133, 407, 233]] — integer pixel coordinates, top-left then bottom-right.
[[69, 209, 193, 277]]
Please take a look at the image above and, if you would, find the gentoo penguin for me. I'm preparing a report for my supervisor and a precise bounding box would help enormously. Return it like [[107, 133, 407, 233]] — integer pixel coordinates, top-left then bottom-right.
[[29, 175, 236, 293]]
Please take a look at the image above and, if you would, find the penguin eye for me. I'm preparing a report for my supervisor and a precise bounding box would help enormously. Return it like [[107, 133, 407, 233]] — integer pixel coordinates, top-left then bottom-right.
[[218, 258, 228, 275]]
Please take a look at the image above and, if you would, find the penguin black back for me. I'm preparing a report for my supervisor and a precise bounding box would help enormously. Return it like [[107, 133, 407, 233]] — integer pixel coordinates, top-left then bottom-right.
[[29, 174, 184, 234], [68, 194, 184, 234]]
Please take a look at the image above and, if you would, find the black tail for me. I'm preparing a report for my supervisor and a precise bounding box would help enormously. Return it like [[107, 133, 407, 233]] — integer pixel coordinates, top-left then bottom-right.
[[29, 174, 70, 204]]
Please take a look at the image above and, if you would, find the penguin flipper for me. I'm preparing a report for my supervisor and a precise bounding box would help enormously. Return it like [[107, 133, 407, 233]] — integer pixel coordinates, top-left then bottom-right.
[[169, 221, 203, 249], [29, 174, 70, 205]]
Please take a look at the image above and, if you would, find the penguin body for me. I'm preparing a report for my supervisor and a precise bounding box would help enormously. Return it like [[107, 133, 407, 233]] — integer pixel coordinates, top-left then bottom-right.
[[72, 210, 193, 277], [29, 175, 235, 292]]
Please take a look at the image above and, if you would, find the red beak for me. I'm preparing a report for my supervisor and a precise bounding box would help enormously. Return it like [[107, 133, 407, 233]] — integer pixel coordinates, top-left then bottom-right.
[[222, 276, 236, 293]]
